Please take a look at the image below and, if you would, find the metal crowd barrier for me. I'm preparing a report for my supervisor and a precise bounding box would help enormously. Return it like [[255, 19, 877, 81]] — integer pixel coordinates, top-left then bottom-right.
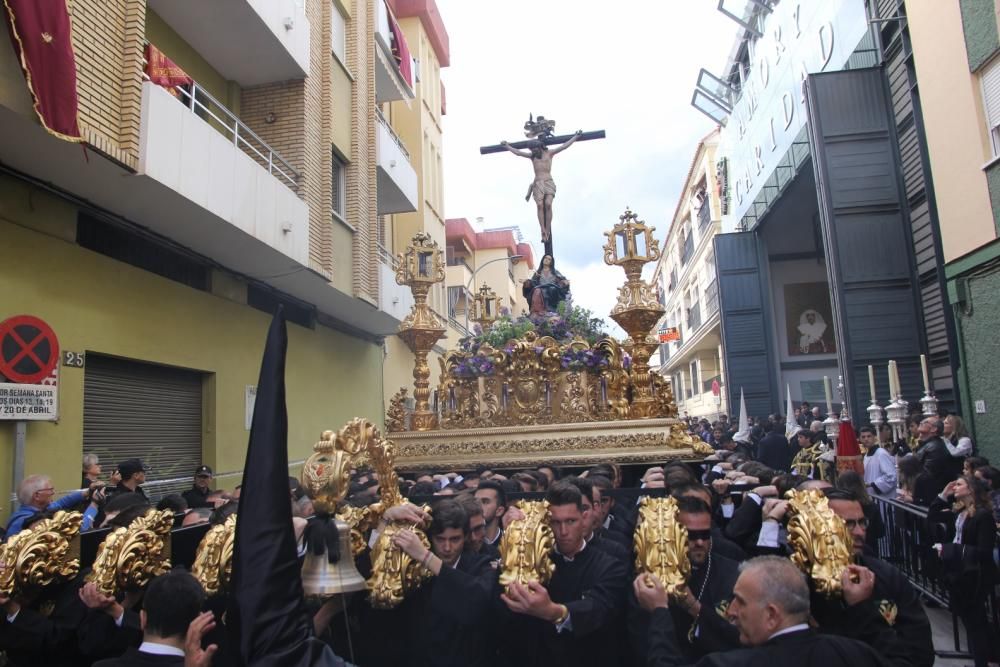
[[871, 494, 998, 659]]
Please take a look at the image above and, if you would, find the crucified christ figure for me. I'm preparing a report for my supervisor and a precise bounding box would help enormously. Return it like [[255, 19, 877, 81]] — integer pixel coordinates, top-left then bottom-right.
[[500, 129, 582, 244]]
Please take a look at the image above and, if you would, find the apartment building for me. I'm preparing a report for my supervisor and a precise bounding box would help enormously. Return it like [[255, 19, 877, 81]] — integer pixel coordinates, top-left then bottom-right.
[[905, 0, 1000, 459], [0, 0, 445, 512], [444, 218, 535, 330], [379, 0, 453, 406], [650, 129, 727, 420]]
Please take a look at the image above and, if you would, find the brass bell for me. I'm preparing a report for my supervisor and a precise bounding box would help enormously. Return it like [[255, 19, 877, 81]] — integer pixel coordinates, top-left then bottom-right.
[[300, 516, 367, 598]]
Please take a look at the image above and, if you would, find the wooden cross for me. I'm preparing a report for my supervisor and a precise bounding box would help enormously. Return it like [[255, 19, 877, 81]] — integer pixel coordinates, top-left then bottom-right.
[[481, 119, 605, 259]]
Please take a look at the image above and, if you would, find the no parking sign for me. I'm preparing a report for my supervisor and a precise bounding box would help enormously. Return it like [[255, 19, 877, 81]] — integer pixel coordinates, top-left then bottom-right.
[[0, 315, 59, 421]]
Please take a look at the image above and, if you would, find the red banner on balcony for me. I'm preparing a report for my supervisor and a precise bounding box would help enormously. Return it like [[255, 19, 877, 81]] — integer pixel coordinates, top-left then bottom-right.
[[387, 6, 413, 88], [144, 43, 192, 98], [1, 0, 82, 142]]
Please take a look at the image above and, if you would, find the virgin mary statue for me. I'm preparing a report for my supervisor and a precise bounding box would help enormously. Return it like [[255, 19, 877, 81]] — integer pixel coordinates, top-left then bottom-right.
[[522, 254, 570, 315]]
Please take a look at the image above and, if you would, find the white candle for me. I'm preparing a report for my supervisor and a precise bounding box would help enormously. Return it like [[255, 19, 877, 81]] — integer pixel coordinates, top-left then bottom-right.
[[868, 365, 877, 403], [888, 361, 898, 399], [823, 376, 833, 414], [920, 354, 930, 393]]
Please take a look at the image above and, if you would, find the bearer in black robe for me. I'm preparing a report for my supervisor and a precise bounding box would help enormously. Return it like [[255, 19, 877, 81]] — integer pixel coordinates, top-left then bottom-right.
[[497, 481, 627, 667], [0, 570, 91, 667], [812, 490, 934, 667], [565, 477, 630, 565], [629, 496, 740, 664], [637, 555, 896, 667], [365, 498, 496, 667]]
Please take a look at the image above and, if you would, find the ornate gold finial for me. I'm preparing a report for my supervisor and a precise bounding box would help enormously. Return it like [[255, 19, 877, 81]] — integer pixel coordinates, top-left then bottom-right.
[[87, 509, 173, 596], [0, 511, 82, 597], [498, 500, 555, 591], [386, 387, 409, 433], [633, 496, 690, 597], [785, 489, 854, 598], [301, 425, 366, 514], [602, 208, 665, 419], [471, 283, 500, 331], [366, 449, 433, 607], [396, 233, 447, 431], [192, 515, 237, 596]]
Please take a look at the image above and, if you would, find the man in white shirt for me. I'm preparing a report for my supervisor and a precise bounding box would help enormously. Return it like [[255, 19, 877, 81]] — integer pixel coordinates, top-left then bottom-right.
[[860, 426, 897, 495]]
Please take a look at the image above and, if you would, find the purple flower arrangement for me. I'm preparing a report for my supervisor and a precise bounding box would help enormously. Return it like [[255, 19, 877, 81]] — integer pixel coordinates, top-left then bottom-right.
[[454, 356, 495, 378], [560, 348, 610, 372]]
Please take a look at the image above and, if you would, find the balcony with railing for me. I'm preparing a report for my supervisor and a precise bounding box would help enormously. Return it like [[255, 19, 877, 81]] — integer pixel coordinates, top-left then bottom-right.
[[697, 199, 712, 233], [138, 72, 309, 267], [375, 0, 416, 103], [147, 0, 309, 86], [680, 234, 695, 265], [446, 256, 473, 295], [687, 301, 702, 332], [704, 280, 719, 319], [377, 241, 414, 322], [376, 108, 418, 214]]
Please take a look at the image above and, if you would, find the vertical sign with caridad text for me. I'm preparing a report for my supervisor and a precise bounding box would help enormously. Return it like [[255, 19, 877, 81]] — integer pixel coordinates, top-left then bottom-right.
[[0, 315, 59, 421]]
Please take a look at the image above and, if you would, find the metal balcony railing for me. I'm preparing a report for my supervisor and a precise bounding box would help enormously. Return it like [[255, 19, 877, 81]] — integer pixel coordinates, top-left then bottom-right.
[[376, 107, 410, 160], [377, 242, 398, 269], [697, 199, 712, 233], [705, 280, 719, 318], [142, 62, 300, 192], [687, 302, 701, 332], [680, 234, 694, 265]]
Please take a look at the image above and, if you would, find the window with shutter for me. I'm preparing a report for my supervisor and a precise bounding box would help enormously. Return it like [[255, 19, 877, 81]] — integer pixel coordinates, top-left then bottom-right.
[[83, 355, 203, 500], [980, 56, 1000, 156], [330, 6, 347, 67], [332, 152, 346, 220]]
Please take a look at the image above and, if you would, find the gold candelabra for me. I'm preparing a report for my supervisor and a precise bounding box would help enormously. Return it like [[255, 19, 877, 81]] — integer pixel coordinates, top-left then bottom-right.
[[470, 282, 499, 331], [396, 232, 447, 431], [603, 208, 664, 418]]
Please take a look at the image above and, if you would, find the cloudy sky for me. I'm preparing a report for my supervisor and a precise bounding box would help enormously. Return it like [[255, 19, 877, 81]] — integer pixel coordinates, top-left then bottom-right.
[[435, 0, 737, 334]]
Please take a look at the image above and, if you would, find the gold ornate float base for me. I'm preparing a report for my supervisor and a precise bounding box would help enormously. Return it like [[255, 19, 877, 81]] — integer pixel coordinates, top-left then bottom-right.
[[391, 418, 706, 471]]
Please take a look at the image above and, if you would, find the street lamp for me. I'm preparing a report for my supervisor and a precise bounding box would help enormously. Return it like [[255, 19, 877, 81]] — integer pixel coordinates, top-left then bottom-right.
[[463, 254, 524, 333]]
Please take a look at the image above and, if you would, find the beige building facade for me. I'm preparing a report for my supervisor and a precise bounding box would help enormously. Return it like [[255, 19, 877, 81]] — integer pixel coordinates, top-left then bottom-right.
[[651, 129, 728, 420], [907, 0, 1000, 459], [0, 0, 447, 519], [444, 218, 535, 330]]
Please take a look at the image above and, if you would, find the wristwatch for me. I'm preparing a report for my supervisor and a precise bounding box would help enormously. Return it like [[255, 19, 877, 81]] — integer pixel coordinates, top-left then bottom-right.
[[553, 604, 569, 625]]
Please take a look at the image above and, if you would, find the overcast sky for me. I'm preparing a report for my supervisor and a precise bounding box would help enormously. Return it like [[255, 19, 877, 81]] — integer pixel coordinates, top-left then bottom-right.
[[435, 0, 737, 335]]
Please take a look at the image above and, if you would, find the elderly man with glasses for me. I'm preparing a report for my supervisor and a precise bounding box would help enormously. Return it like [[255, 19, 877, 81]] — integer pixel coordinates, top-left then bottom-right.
[[5, 474, 102, 537]]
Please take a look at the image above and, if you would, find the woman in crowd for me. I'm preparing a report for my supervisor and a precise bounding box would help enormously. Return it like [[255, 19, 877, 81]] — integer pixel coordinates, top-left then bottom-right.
[[928, 475, 997, 667], [942, 414, 976, 459]]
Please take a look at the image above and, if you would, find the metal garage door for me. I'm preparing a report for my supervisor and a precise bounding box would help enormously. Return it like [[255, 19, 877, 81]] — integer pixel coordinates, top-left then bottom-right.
[[83, 355, 203, 499]]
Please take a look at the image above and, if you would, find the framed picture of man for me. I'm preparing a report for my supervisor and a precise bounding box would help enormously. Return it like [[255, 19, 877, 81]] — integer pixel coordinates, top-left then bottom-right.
[[784, 282, 836, 356]]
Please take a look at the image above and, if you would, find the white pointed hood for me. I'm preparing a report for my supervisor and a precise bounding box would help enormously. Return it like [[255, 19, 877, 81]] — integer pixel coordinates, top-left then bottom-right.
[[733, 388, 751, 444], [785, 385, 801, 439]]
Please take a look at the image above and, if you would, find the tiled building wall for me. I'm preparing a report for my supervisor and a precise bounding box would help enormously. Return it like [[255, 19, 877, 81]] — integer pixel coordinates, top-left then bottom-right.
[[347, 0, 379, 305], [67, 0, 145, 167]]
